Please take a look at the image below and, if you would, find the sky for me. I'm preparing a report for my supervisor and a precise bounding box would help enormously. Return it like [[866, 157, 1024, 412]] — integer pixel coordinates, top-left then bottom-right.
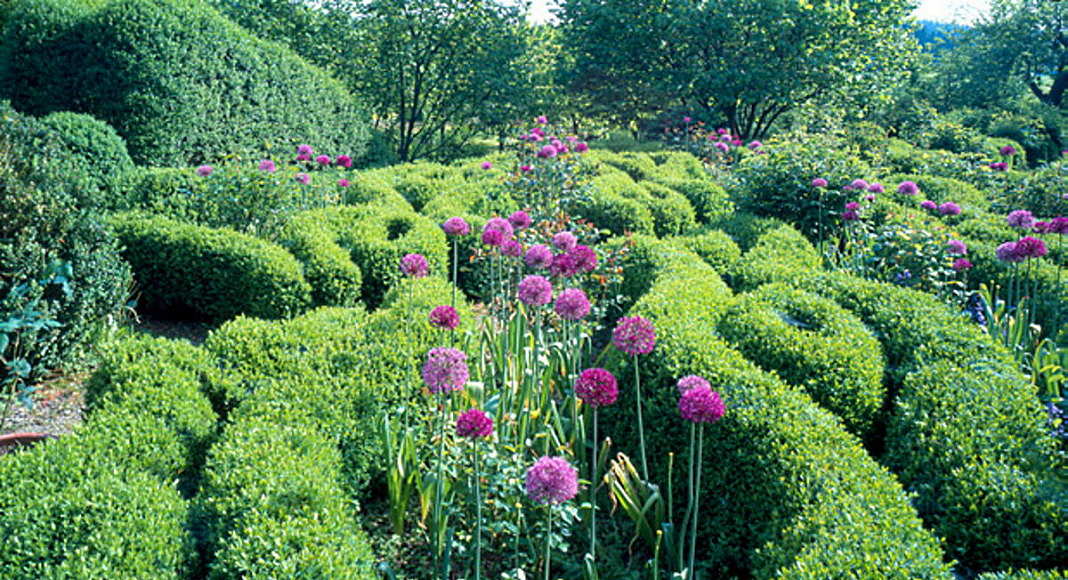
[[527, 0, 990, 25]]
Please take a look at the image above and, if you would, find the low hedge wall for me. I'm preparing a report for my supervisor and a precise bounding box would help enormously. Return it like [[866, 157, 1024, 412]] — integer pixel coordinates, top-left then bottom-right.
[[110, 212, 312, 321], [718, 284, 886, 439], [671, 228, 742, 276], [602, 260, 950, 577], [730, 224, 822, 290], [278, 212, 363, 308]]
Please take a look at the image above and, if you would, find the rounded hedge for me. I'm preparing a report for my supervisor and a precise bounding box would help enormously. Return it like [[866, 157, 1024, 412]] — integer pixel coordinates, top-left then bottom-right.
[[730, 224, 822, 291], [109, 212, 312, 321], [672, 229, 742, 275], [38, 110, 133, 207], [278, 212, 363, 308], [718, 284, 886, 439]]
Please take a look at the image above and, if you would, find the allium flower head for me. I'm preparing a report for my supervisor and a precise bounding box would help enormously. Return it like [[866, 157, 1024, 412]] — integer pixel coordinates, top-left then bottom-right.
[[747, 140, 762, 150], [996, 241, 1025, 263], [508, 210, 532, 229], [990, 161, 1008, 171], [613, 316, 656, 356], [1049, 216, 1068, 234], [568, 245, 597, 273], [552, 231, 578, 251], [574, 368, 617, 407], [295, 172, 311, 184], [429, 305, 460, 330], [520, 164, 533, 172], [677, 375, 710, 396], [850, 179, 869, 191], [442, 217, 471, 236], [481, 161, 493, 170], [456, 409, 493, 439], [296, 144, 314, 156], [811, 178, 828, 188], [400, 253, 429, 278], [920, 200, 937, 211], [518, 275, 553, 306], [683, 116, 692, 123], [897, 181, 919, 195], [196, 165, 213, 177], [501, 239, 523, 257], [258, 159, 277, 173], [525, 456, 579, 505], [422, 347, 468, 393], [714, 142, 730, 154], [1007, 210, 1035, 229], [316, 154, 331, 165], [296, 153, 311, 162], [947, 239, 967, 255], [1033, 221, 1050, 234], [864, 194, 876, 202], [574, 142, 589, 153], [525, 244, 553, 269], [336, 155, 353, 168], [679, 386, 725, 424], [953, 258, 973, 271], [554, 288, 591, 321], [549, 253, 578, 278], [1000, 144, 1017, 156], [1016, 236, 1048, 259], [868, 183, 884, 193], [482, 217, 514, 247], [537, 145, 558, 159], [938, 202, 962, 216], [338, 178, 350, 187], [845, 202, 860, 211], [536, 115, 549, 125], [842, 209, 860, 221]]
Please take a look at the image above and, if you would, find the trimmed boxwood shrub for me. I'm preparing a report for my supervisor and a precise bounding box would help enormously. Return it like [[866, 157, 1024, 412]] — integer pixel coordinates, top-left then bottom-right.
[[37, 110, 133, 208], [979, 571, 1068, 580], [602, 260, 950, 577], [1, 0, 371, 166], [671, 229, 741, 275], [707, 212, 789, 251], [278, 212, 363, 308], [110, 212, 312, 321], [639, 181, 698, 236], [730, 224, 822, 290], [650, 176, 732, 224], [581, 173, 656, 235], [718, 284, 886, 439], [602, 235, 711, 307], [587, 149, 658, 181]]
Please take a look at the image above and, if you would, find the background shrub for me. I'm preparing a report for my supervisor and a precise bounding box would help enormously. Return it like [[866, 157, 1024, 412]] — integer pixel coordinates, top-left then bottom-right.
[[730, 224, 822, 290], [671, 229, 742, 275], [37, 110, 133, 208]]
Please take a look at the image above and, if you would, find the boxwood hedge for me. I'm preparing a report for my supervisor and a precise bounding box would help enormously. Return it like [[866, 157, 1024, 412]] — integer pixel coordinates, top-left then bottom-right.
[[730, 224, 822, 290], [671, 228, 742, 276]]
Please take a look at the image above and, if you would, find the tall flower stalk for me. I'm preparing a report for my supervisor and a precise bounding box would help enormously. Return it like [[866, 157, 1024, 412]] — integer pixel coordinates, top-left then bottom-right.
[[613, 317, 656, 480], [456, 409, 493, 580], [574, 368, 618, 559], [677, 378, 725, 578], [525, 456, 579, 580]]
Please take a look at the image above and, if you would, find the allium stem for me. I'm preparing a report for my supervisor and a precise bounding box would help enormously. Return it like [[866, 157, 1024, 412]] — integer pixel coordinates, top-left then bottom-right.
[[689, 424, 704, 578], [1055, 235, 1063, 336], [451, 237, 458, 310], [473, 441, 482, 580], [680, 421, 695, 572], [634, 354, 649, 481], [590, 408, 599, 560], [434, 393, 447, 571], [544, 506, 553, 580]]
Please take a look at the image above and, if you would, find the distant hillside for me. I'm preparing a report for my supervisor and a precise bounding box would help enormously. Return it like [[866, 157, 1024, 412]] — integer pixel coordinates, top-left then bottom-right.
[[915, 20, 966, 54]]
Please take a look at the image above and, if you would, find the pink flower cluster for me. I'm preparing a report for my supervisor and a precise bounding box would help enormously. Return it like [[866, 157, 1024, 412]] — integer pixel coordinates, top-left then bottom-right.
[[613, 316, 656, 356], [518, 118, 588, 157], [676, 375, 724, 424], [525, 456, 579, 505], [456, 408, 493, 439], [422, 347, 469, 393], [574, 368, 618, 408], [997, 237, 1048, 263]]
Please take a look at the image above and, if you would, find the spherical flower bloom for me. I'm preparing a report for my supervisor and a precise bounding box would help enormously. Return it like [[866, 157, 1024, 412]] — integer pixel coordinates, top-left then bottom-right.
[[429, 305, 460, 330], [990, 161, 1008, 171], [731, 138, 743, 147], [400, 253, 429, 278], [717, 128, 728, 135], [481, 161, 493, 170], [714, 142, 730, 154], [574, 368, 618, 407], [549, 253, 578, 278], [811, 178, 828, 188], [442, 217, 470, 236], [554, 288, 591, 321], [1049, 216, 1068, 234], [574, 142, 589, 153], [525, 456, 579, 505], [296, 153, 311, 162], [316, 154, 331, 165], [676, 374, 710, 396], [864, 194, 876, 202], [422, 347, 469, 393], [296, 144, 314, 156], [920, 200, 937, 211], [947, 239, 968, 255], [508, 210, 532, 230], [938, 202, 962, 216], [537, 145, 558, 159], [683, 116, 692, 123], [1016, 236, 1048, 259], [850, 179, 869, 191], [518, 275, 553, 307], [501, 239, 523, 258], [196, 165, 213, 177], [1033, 221, 1050, 234], [568, 244, 597, 273], [952, 258, 973, 271], [1000, 144, 1017, 156], [525, 244, 553, 269], [295, 172, 311, 184], [482, 217, 514, 247], [613, 316, 656, 356], [536, 115, 549, 125], [531, 127, 545, 137], [528, 133, 543, 143], [552, 231, 578, 252], [678, 386, 725, 424], [996, 241, 1025, 263], [719, 134, 732, 142], [747, 140, 762, 150], [867, 183, 884, 193], [844, 202, 860, 211], [897, 181, 919, 196], [336, 154, 353, 168], [258, 159, 277, 173], [520, 164, 533, 172], [456, 408, 493, 439], [842, 209, 860, 221], [1007, 210, 1035, 229], [338, 178, 350, 187]]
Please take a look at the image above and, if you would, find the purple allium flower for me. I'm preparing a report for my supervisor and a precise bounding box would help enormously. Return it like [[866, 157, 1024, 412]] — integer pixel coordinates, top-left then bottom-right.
[[528, 133, 543, 143], [612, 316, 656, 356], [568, 245, 597, 273], [1016, 236, 1048, 259], [731, 138, 743, 147], [196, 165, 213, 177], [508, 210, 532, 230], [920, 200, 938, 211], [549, 253, 578, 278], [996, 241, 1025, 263], [747, 140, 762, 150], [518, 275, 553, 307], [714, 142, 730, 154], [481, 161, 493, 170], [442, 217, 471, 236], [456, 408, 493, 439], [938, 202, 962, 216], [868, 183, 884, 193], [897, 181, 919, 196], [552, 231, 577, 252], [482, 217, 514, 247], [554, 288, 591, 321], [1033, 221, 1051, 234], [864, 194, 876, 202], [952, 258, 973, 271], [525, 456, 578, 505], [947, 239, 968, 255], [717, 128, 728, 135], [538, 145, 558, 159], [429, 305, 460, 330], [850, 179, 869, 191], [811, 178, 829, 188], [676, 375, 710, 396], [678, 386, 725, 424], [1000, 144, 1017, 156], [845, 202, 860, 211], [525, 244, 553, 269], [295, 172, 311, 184], [400, 253, 429, 278], [536, 115, 549, 125], [531, 127, 545, 137], [1049, 216, 1068, 234], [574, 368, 617, 407], [1007, 210, 1035, 229], [574, 142, 589, 153], [422, 347, 469, 393], [338, 178, 350, 187], [683, 116, 692, 123], [316, 154, 331, 166], [520, 164, 533, 172], [258, 159, 277, 173], [842, 209, 860, 221], [990, 162, 1008, 171], [296, 153, 311, 162], [501, 239, 523, 257], [336, 154, 353, 168], [296, 144, 314, 156]]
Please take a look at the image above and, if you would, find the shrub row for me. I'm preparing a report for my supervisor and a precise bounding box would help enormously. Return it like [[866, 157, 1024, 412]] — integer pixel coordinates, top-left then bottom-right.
[[730, 224, 823, 290], [603, 260, 950, 577], [670, 228, 742, 276]]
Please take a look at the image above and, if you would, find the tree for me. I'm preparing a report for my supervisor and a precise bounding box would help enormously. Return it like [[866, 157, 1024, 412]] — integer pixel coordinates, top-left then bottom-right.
[[972, 0, 1068, 108], [558, 0, 919, 139]]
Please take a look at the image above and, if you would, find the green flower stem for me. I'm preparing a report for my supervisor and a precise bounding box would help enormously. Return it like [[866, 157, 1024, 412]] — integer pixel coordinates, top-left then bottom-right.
[[590, 408, 599, 560], [634, 354, 649, 481], [544, 505, 553, 580], [680, 421, 695, 572], [433, 392, 447, 570], [451, 237, 458, 310], [473, 441, 482, 580], [689, 424, 704, 578]]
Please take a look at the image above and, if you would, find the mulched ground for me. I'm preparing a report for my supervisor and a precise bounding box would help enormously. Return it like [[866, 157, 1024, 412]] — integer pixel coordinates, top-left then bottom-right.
[[1, 377, 85, 455]]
